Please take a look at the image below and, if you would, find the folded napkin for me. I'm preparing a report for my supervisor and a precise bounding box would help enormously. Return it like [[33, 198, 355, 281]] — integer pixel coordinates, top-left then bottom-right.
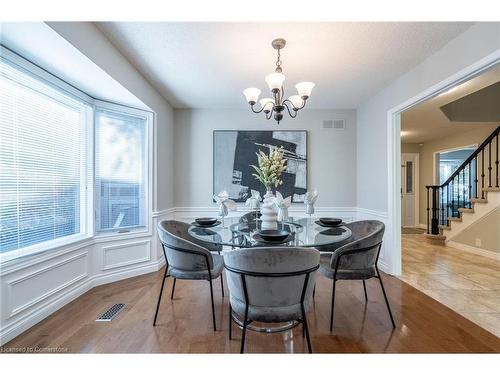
[[214, 190, 237, 217], [274, 191, 292, 221], [245, 189, 261, 210], [304, 189, 318, 215]]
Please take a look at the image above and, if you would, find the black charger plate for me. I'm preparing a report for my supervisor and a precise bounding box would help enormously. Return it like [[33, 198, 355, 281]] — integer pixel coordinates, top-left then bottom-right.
[[252, 232, 294, 245], [190, 220, 221, 228], [315, 220, 345, 228]]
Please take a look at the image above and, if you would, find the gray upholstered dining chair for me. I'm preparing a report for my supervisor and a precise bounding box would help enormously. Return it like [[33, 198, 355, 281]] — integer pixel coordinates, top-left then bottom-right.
[[317, 220, 395, 331], [154, 220, 225, 331], [224, 247, 320, 353]]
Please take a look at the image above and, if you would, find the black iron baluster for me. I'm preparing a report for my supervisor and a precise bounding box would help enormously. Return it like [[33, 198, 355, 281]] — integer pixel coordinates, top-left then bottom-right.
[[451, 179, 455, 217], [426, 187, 430, 234], [481, 149, 485, 199], [447, 183, 450, 226], [496, 134, 499, 188], [463, 168, 466, 209], [440, 186, 444, 224], [488, 141, 492, 187], [431, 187, 439, 235], [468, 162, 472, 208], [474, 155, 479, 198]]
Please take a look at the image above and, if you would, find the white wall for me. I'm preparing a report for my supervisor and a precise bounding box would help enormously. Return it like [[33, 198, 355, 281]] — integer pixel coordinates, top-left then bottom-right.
[[357, 22, 500, 214], [173, 108, 357, 209]]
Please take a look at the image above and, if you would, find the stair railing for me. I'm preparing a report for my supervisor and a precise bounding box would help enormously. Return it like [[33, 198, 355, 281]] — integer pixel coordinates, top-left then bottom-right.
[[426, 125, 499, 235]]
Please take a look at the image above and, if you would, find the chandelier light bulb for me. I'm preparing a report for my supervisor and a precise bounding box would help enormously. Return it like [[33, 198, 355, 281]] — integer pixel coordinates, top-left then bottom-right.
[[243, 88, 261, 104], [288, 95, 303, 110], [265, 73, 286, 92], [259, 98, 274, 113], [295, 82, 315, 99]]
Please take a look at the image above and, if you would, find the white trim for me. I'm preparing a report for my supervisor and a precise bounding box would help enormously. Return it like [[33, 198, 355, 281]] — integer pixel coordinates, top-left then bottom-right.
[[447, 240, 500, 261], [7, 253, 88, 318], [0, 256, 164, 345], [101, 239, 151, 271], [152, 208, 176, 218], [386, 50, 500, 277]]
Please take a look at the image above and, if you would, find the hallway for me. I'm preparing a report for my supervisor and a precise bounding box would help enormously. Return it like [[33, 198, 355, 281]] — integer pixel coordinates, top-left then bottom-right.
[[401, 233, 500, 337]]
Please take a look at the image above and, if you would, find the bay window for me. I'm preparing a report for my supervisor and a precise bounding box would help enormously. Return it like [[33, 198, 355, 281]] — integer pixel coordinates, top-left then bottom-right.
[[0, 47, 152, 260]]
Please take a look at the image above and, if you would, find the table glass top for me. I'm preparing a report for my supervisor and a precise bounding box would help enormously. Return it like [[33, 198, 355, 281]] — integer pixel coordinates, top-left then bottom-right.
[[188, 216, 352, 248]]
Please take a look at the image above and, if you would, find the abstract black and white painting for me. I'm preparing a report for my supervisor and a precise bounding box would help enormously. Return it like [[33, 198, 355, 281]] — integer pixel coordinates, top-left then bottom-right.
[[213, 130, 307, 202]]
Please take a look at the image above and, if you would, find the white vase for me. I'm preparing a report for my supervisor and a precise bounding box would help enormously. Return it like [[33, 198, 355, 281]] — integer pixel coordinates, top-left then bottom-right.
[[260, 189, 278, 230]]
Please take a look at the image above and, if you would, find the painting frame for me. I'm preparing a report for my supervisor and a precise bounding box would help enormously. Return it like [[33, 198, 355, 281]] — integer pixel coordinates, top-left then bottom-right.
[[213, 130, 308, 203]]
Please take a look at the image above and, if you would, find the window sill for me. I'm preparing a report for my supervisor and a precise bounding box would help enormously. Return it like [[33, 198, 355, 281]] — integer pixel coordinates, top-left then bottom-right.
[[93, 227, 152, 243], [0, 234, 93, 268], [0, 227, 154, 269]]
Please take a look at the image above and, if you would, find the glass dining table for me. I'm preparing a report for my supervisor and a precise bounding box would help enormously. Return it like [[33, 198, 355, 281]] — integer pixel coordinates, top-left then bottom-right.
[[188, 214, 352, 333], [188, 215, 352, 249]]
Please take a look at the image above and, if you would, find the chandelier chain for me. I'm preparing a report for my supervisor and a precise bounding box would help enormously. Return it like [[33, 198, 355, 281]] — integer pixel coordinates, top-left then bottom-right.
[[276, 48, 282, 69]]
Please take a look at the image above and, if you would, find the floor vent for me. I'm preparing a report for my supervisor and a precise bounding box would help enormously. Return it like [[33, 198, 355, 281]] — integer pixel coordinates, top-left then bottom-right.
[[96, 303, 126, 322]]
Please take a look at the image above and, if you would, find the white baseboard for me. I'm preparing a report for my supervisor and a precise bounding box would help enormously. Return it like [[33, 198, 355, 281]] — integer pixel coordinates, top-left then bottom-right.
[[0, 258, 164, 345], [446, 241, 500, 261]]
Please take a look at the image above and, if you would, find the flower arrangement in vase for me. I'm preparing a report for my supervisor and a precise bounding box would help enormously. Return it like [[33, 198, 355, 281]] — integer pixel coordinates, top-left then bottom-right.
[[250, 147, 287, 230]]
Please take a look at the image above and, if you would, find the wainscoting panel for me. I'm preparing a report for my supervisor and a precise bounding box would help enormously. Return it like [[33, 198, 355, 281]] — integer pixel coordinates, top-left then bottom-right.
[[4, 251, 89, 319], [101, 240, 151, 271]]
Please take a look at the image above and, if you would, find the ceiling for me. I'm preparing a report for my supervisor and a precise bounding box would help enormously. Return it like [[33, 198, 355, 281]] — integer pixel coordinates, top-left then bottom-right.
[[0, 22, 147, 110], [401, 63, 500, 144], [95, 22, 473, 109]]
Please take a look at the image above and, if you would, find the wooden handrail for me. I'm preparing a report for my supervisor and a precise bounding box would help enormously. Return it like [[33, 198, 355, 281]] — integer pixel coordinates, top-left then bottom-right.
[[436, 125, 499, 188]]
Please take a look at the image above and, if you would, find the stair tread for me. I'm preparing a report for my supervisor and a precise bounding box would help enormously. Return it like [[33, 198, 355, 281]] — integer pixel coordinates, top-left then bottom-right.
[[483, 187, 500, 192], [470, 198, 488, 203], [424, 233, 446, 240], [458, 208, 474, 213], [448, 217, 462, 222]]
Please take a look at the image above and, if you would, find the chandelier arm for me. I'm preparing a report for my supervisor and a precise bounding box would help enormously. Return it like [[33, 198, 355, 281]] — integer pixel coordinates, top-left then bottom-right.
[[283, 102, 297, 118], [250, 103, 265, 114], [266, 106, 275, 120], [282, 99, 306, 112]]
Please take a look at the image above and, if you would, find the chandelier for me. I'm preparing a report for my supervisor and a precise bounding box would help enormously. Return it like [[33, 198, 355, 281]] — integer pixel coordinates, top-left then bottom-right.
[[243, 38, 315, 124]]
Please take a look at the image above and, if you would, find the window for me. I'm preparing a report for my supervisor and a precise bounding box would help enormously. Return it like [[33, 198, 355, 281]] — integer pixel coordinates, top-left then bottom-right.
[[95, 107, 148, 232], [0, 57, 89, 253], [0, 47, 152, 260]]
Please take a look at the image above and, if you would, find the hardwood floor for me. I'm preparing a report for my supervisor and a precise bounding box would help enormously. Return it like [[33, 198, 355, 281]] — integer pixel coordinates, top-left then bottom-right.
[[2, 259, 499, 353], [401, 233, 500, 338]]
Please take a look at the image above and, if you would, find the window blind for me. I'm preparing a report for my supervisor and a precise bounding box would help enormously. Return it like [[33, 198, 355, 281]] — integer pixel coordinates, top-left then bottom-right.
[[0, 58, 88, 253], [95, 108, 147, 231]]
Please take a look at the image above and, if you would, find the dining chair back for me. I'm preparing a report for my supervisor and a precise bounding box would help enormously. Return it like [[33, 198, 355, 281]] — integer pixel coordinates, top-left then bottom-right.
[[224, 246, 320, 353]]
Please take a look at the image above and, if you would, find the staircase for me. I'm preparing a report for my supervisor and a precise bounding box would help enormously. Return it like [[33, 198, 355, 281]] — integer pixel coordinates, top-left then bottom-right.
[[425, 125, 500, 245]]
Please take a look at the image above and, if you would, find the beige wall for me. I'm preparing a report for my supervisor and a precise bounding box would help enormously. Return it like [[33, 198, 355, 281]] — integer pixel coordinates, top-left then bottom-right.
[[415, 125, 498, 225], [402, 143, 422, 154], [452, 207, 500, 253]]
